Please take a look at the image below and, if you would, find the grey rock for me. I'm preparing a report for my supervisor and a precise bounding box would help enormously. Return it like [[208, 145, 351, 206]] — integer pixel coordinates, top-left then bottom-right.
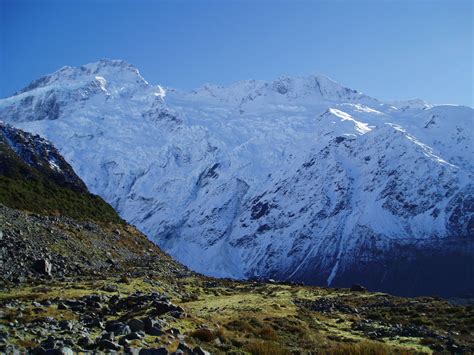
[[105, 321, 131, 335], [146, 327, 164, 336], [177, 342, 193, 353], [59, 347, 73, 355], [178, 342, 193, 354], [41, 337, 62, 350], [193, 347, 210, 355], [31, 346, 47, 354], [33, 259, 52, 276], [128, 318, 145, 332], [118, 337, 130, 346], [77, 336, 93, 348], [153, 301, 178, 315], [125, 348, 141, 355], [44, 348, 73, 355], [97, 339, 121, 351], [58, 320, 73, 331], [87, 318, 104, 329], [170, 311, 186, 319], [41, 300, 52, 306], [125, 332, 144, 340], [168, 328, 180, 336], [139, 348, 169, 355], [143, 317, 163, 331], [100, 331, 115, 341], [102, 284, 119, 292]]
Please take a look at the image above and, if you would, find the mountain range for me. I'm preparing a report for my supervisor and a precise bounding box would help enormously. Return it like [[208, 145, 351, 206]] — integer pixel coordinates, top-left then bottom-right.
[[1, 59, 472, 297]]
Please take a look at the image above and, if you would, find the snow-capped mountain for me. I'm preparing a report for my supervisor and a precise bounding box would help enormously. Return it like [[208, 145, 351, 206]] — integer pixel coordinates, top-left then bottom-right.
[[1, 59, 472, 296]]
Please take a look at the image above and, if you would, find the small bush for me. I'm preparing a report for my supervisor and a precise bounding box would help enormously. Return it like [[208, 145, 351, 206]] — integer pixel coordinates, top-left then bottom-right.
[[325, 341, 409, 355], [258, 327, 278, 341], [246, 341, 288, 355], [190, 328, 217, 342], [419, 338, 437, 346], [225, 319, 254, 333]]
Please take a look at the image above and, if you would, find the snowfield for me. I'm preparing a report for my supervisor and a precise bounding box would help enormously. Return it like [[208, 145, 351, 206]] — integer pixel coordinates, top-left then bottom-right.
[[1, 59, 472, 296]]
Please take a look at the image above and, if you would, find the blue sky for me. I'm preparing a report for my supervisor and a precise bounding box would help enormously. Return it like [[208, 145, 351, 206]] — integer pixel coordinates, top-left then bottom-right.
[[1, 0, 472, 105]]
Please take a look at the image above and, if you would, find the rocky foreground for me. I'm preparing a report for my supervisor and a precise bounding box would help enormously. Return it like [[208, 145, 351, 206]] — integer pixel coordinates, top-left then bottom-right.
[[1, 256, 474, 353], [1, 124, 473, 354], [0, 205, 473, 354]]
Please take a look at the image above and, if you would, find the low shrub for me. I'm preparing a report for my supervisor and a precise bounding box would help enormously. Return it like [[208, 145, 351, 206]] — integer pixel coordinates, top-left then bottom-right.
[[246, 341, 288, 355], [190, 328, 217, 342]]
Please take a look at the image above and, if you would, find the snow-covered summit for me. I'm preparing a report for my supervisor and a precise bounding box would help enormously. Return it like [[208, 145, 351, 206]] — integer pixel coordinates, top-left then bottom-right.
[[388, 98, 433, 111], [0, 60, 472, 296], [15, 59, 149, 95], [182, 73, 377, 108]]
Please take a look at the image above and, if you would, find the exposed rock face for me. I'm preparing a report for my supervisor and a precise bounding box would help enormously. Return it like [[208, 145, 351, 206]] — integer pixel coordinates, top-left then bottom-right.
[[0, 60, 473, 296]]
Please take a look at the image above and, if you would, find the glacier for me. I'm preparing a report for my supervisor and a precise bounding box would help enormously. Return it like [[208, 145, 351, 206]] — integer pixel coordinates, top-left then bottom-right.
[[0, 59, 472, 296]]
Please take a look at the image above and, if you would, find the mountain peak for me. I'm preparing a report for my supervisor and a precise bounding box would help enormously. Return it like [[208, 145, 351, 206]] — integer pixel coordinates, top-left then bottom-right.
[[81, 58, 141, 76], [184, 73, 376, 106], [14, 59, 148, 96], [270, 73, 355, 97], [388, 98, 433, 111]]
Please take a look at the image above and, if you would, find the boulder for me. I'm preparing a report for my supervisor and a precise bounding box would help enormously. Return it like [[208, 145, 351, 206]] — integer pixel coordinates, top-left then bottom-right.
[[128, 318, 145, 332], [44, 348, 73, 355], [97, 339, 121, 351], [77, 336, 93, 348], [139, 348, 168, 355], [58, 320, 73, 331], [146, 327, 164, 336], [153, 301, 181, 315], [100, 332, 115, 341], [31, 346, 47, 354], [177, 342, 193, 353], [105, 321, 131, 335], [33, 259, 52, 276], [102, 284, 119, 292], [193, 347, 210, 355], [170, 310, 186, 319], [124, 332, 144, 341]]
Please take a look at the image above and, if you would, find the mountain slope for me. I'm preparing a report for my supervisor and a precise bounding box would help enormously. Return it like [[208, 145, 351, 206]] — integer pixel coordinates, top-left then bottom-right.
[[0, 59, 472, 296], [0, 124, 189, 282], [0, 123, 122, 223], [228, 124, 473, 296]]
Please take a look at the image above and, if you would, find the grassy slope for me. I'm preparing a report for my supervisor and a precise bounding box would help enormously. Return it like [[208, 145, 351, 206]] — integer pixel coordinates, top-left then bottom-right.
[[0, 139, 122, 223]]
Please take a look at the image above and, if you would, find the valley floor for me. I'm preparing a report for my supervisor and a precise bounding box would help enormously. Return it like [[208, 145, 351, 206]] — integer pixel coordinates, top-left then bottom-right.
[[1, 265, 473, 354]]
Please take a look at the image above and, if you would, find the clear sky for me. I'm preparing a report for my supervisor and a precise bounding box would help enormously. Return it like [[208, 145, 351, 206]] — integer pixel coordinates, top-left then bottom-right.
[[1, 0, 472, 106]]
